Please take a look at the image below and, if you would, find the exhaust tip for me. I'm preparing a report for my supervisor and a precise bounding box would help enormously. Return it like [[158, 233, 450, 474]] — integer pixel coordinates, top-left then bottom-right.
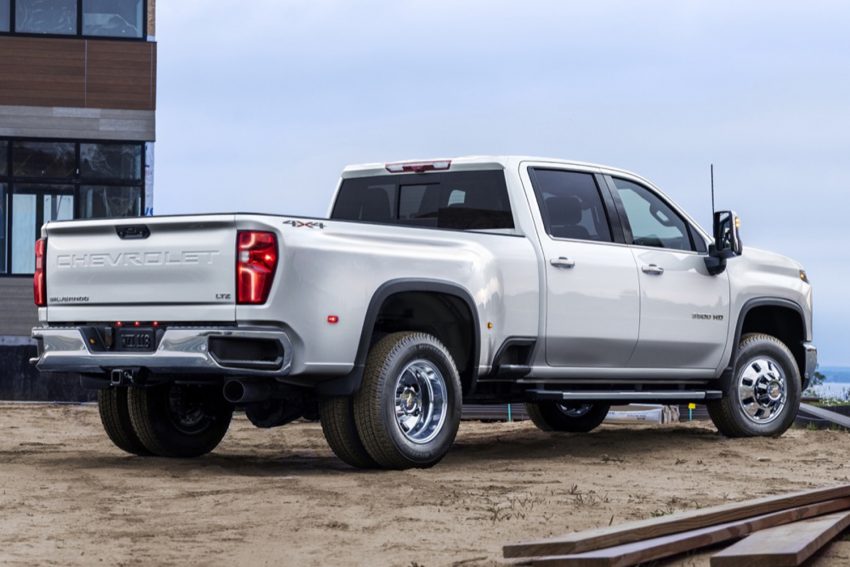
[[223, 380, 246, 404]]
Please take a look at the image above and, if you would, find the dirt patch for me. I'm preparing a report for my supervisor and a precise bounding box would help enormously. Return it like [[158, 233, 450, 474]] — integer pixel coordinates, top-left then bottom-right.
[[1, 404, 849, 566]]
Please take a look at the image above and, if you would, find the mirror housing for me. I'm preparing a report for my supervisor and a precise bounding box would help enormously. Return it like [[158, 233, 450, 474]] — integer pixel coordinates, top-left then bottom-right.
[[714, 210, 743, 256], [704, 210, 743, 276]]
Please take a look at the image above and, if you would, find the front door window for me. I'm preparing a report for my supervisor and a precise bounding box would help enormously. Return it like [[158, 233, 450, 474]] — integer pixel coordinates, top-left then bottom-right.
[[612, 177, 693, 251]]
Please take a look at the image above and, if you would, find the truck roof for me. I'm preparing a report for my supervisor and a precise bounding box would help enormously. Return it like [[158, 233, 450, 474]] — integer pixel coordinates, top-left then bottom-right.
[[341, 155, 650, 183]]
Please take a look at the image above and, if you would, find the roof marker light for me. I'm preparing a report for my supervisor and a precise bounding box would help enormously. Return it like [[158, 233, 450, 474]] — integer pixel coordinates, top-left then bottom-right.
[[385, 160, 451, 173]]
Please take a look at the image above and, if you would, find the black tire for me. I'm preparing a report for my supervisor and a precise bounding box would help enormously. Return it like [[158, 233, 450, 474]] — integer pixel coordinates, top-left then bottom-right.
[[708, 333, 801, 438], [128, 383, 233, 458], [318, 396, 378, 468], [354, 332, 462, 470], [97, 387, 151, 456], [525, 401, 611, 433]]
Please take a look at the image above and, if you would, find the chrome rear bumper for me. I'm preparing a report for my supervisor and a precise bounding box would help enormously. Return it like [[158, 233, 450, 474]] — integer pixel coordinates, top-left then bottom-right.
[[31, 326, 293, 378]]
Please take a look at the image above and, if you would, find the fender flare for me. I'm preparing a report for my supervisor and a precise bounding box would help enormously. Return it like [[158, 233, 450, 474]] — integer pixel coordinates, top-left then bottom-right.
[[720, 296, 807, 384], [316, 278, 481, 396]]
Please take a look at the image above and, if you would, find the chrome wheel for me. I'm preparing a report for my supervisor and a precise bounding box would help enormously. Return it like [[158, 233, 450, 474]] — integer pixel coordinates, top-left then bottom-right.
[[556, 402, 593, 418], [738, 357, 787, 424], [394, 359, 448, 444]]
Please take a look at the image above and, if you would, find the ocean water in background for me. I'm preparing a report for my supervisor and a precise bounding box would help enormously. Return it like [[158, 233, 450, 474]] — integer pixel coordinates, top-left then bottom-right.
[[806, 367, 850, 400]]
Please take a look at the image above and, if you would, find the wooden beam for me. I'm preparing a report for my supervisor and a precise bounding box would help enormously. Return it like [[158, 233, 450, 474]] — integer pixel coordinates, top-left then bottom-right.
[[520, 498, 850, 567], [504, 485, 850, 558], [799, 403, 850, 430], [710, 510, 850, 567]]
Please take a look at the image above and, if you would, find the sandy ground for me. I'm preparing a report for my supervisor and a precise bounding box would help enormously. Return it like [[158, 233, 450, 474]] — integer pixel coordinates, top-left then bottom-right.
[[2, 405, 850, 566]]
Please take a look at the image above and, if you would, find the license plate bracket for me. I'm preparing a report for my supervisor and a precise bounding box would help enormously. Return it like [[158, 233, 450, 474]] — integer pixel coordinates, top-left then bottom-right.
[[114, 327, 156, 352]]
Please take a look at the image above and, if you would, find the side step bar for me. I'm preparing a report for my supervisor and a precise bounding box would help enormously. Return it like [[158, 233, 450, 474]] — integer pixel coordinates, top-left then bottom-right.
[[527, 389, 723, 402]]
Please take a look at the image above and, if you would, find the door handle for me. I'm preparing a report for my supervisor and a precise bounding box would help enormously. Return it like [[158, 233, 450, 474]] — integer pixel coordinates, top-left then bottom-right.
[[550, 257, 576, 269], [641, 264, 665, 275]]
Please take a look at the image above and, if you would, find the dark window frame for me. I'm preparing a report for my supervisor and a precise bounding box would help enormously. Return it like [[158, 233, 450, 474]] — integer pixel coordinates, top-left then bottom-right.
[[527, 167, 623, 245], [604, 175, 702, 253], [0, 0, 147, 40], [0, 136, 146, 277]]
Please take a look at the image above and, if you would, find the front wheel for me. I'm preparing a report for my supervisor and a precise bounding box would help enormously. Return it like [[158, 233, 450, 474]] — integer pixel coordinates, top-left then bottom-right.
[[707, 333, 801, 437], [353, 332, 462, 469], [128, 383, 233, 457], [525, 401, 611, 433]]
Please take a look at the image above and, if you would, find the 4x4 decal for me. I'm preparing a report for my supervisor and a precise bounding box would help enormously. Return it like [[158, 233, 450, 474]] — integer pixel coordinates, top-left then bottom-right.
[[282, 219, 325, 229]]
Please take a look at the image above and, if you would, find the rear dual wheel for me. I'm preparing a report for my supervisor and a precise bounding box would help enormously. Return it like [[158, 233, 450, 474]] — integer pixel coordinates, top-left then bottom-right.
[[98, 383, 233, 458], [525, 401, 611, 433], [97, 387, 150, 456], [320, 332, 462, 469]]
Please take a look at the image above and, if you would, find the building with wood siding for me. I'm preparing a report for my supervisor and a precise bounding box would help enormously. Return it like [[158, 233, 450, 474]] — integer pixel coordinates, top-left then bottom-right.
[[0, 0, 156, 399]]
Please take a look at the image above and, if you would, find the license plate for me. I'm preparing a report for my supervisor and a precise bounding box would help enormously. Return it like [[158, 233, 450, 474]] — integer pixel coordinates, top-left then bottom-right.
[[114, 328, 156, 351]]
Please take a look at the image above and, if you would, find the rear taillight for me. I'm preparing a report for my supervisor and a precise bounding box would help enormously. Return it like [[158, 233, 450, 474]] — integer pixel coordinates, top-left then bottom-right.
[[34, 238, 47, 307], [236, 231, 278, 304]]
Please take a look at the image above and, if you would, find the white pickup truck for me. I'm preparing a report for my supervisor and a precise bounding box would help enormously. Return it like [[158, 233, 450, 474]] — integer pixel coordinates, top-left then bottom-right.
[[31, 156, 816, 469]]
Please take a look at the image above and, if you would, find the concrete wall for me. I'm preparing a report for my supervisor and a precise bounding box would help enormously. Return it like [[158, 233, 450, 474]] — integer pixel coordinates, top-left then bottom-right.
[[0, 345, 94, 402], [0, 278, 37, 337], [0, 105, 155, 142]]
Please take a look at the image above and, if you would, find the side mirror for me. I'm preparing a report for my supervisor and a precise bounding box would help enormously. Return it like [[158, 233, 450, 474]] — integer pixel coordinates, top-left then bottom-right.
[[713, 210, 743, 256], [704, 210, 742, 276]]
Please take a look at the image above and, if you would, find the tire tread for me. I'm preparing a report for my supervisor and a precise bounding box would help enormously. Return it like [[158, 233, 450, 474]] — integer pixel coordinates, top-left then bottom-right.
[[97, 387, 151, 456], [318, 396, 377, 468], [127, 385, 232, 458]]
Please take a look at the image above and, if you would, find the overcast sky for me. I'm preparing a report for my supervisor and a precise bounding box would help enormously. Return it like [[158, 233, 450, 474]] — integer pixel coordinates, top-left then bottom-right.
[[155, 1, 850, 366]]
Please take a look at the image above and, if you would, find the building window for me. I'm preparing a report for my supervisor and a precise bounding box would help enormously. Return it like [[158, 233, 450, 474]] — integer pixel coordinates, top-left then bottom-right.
[[3, 0, 147, 38], [0, 183, 6, 272], [15, 0, 77, 35], [82, 0, 143, 38], [0, 138, 145, 275], [11, 186, 74, 273], [0, 0, 10, 32], [80, 143, 142, 180], [12, 141, 75, 178], [80, 186, 141, 218]]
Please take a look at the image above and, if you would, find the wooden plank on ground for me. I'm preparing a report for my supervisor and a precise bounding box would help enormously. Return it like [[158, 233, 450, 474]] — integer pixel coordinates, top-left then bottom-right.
[[710, 509, 850, 567], [799, 403, 850, 430], [503, 485, 850, 559], [520, 498, 850, 567]]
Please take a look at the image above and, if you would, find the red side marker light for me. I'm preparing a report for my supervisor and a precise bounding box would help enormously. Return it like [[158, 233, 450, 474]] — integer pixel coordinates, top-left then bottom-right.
[[115, 321, 124, 327], [152, 321, 160, 328], [134, 321, 141, 327], [327, 315, 339, 324]]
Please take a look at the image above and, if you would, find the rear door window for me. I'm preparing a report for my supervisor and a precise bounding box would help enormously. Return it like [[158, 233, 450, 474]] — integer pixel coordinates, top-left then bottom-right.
[[529, 168, 613, 242], [332, 171, 514, 230]]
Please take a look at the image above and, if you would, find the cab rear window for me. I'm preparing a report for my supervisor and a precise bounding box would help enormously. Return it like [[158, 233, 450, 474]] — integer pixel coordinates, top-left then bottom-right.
[[331, 170, 514, 230]]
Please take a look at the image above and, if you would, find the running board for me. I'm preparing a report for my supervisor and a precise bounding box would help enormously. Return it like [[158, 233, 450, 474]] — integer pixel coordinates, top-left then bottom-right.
[[527, 389, 723, 402]]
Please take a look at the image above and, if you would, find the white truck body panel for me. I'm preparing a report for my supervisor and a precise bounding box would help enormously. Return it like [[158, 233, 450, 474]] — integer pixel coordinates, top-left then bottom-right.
[[32, 155, 815, 392]]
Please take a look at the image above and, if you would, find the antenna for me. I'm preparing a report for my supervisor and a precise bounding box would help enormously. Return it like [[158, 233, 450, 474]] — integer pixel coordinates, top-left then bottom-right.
[[710, 163, 715, 214]]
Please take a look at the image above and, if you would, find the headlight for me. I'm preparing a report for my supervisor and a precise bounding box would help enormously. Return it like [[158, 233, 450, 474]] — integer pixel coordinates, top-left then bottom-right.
[[800, 270, 809, 283]]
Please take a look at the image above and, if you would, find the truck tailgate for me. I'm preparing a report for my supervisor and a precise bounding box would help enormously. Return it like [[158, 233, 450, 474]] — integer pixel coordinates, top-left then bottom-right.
[[44, 215, 237, 323]]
